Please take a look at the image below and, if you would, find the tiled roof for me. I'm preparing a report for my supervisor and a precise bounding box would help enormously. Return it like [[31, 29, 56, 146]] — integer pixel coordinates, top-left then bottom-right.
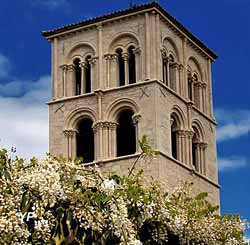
[[42, 1, 217, 59]]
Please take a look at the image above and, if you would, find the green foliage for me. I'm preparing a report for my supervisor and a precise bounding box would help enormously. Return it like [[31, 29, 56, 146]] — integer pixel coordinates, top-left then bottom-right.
[[0, 143, 246, 245]]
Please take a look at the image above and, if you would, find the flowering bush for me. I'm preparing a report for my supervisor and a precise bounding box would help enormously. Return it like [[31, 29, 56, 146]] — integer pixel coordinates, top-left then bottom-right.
[[0, 140, 245, 245]]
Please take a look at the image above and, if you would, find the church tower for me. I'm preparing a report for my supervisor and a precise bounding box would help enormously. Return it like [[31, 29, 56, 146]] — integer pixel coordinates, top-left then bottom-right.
[[43, 2, 220, 204]]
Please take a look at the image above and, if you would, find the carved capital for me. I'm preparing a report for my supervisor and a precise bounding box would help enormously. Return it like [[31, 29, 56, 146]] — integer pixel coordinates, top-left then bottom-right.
[[132, 114, 141, 124], [60, 64, 68, 71], [111, 54, 118, 61], [122, 53, 130, 61], [161, 48, 167, 58], [108, 122, 118, 129], [200, 142, 208, 149], [104, 54, 113, 61], [202, 83, 207, 89], [171, 62, 179, 69], [92, 121, 104, 131], [178, 64, 184, 71], [67, 64, 75, 72], [89, 57, 98, 66], [133, 47, 141, 55], [63, 129, 78, 137]]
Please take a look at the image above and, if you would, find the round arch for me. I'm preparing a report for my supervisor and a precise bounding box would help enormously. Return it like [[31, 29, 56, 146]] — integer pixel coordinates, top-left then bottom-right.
[[171, 105, 187, 129], [105, 98, 139, 122], [65, 107, 97, 130], [192, 119, 206, 142], [187, 56, 203, 81], [109, 32, 140, 53], [162, 37, 180, 62], [65, 42, 96, 64]]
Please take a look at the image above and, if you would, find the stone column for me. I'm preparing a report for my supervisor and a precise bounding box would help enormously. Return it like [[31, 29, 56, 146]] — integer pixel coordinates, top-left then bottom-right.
[[52, 37, 58, 100], [182, 37, 188, 99], [145, 12, 150, 79], [178, 64, 184, 97], [185, 130, 194, 167], [89, 57, 98, 91], [109, 122, 117, 158], [132, 114, 142, 153], [63, 129, 78, 160], [202, 83, 208, 114], [173, 63, 179, 93], [102, 122, 109, 159], [207, 58, 213, 117], [97, 24, 103, 89], [67, 65, 75, 97], [166, 58, 171, 86], [151, 10, 157, 79], [197, 81, 203, 110], [161, 49, 167, 83], [80, 62, 87, 94], [104, 54, 112, 88], [133, 47, 142, 82], [110, 54, 119, 87], [122, 53, 130, 85], [200, 143, 208, 175], [195, 142, 201, 172], [60, 64, 68, 98], [176, 130, 185, 162], [92, 121, 103, 161]]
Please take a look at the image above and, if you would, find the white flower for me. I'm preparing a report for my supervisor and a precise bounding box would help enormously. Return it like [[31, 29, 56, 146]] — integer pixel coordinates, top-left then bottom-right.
[[101, 179, 116, 193]]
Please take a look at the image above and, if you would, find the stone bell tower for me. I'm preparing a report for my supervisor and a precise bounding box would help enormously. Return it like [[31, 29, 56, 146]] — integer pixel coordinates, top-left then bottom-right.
[[43, 2, 220, 204]]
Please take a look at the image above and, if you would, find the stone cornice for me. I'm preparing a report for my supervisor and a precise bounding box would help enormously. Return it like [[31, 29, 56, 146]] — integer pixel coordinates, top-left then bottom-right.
[[42, 2, 217, 60]]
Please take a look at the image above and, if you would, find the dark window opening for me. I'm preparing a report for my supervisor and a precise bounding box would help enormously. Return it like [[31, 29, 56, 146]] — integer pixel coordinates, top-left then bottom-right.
[[116, 49, 125, 86], [117, 109, 136, 157], [77, 118, 94, 163], [171, 121, 177, 160], [74, 58, 81, 96], [85, 56, 91, 93], [192, 131, 198, 170], [128, 46, 136, 84], [188, 79, 193, 101]]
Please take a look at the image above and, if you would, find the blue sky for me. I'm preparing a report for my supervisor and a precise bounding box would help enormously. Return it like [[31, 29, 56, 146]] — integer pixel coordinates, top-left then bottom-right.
[[0, 0, 249, 240]]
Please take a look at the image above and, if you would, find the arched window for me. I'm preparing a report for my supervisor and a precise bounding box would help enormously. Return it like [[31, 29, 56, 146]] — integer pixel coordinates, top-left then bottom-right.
[[117, 109, 136, 157], [128, 46, 136, 84], [85, 56, 91, 93], [77, 118, 94, 163], [171, 116, 178, 160], [116, 48, 125, 86], [74, 58, 82, 96]]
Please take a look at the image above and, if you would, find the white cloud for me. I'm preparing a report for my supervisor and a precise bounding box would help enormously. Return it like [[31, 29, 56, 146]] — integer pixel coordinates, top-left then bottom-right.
[[31, 0, 67, 9], [0, 54, 10, 79], [0, 75, 50, 159], [215, 109, 250, 142], [244, 236, 250, 242], [218, 156, 248, 171]]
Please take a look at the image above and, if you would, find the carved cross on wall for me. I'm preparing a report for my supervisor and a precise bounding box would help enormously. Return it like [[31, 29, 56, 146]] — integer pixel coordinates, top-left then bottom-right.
[[54, 103, 65, 113], [139, 87, 150, 99]]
